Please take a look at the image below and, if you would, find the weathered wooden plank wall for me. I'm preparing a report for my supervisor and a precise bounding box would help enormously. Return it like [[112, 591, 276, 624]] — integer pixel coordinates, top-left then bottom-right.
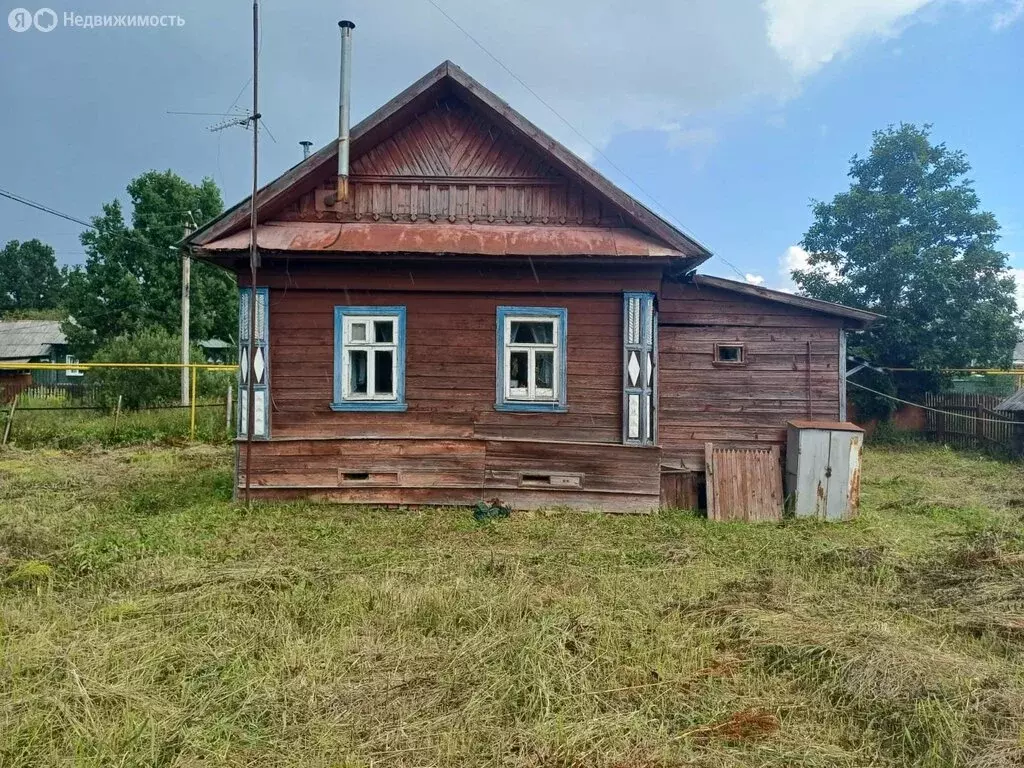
[[238, 260, 663, 511], [658, 281, 843, 469]]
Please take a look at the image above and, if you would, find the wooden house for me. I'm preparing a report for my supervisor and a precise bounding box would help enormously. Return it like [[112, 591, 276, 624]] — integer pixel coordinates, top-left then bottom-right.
[[0, 320, 79, 401], [187, 60, 878, 512]]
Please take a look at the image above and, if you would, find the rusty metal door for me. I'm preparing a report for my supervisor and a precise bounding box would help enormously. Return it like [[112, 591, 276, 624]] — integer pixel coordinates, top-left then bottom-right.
[[705, 444, 783, 522]]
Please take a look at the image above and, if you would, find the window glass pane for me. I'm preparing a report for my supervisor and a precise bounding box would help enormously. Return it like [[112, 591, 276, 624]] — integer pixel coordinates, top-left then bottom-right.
[[511, 320, 553, 344], [374, 320, 394, 343], [509, 351, 529, 390], [350, 322, 367, 342], [717, 345, 743, 363], [374, 350, 394, 395], [349, 350, 368, 394], [535, 351, 554, 391]]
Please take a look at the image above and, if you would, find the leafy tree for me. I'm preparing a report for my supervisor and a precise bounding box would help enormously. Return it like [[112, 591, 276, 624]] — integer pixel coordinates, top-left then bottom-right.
[[794, 124, 1021, 404], [88, 328, 227, 410], [63, 171, 235, 356], [0, 239, 64, 314]]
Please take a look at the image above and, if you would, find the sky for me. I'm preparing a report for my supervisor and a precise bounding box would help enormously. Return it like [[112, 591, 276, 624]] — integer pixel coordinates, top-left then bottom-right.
[[1, 0, 1022, 303]]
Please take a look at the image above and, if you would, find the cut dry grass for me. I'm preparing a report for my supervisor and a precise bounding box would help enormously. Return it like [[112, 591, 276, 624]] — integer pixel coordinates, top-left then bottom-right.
[[1, 444, 1022, 766]]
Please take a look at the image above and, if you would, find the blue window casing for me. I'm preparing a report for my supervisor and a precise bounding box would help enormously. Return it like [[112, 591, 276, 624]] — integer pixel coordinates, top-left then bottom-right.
[[495, 306, 568, 413], [331, 305, 408, 412], [238, 286, 270, 439]]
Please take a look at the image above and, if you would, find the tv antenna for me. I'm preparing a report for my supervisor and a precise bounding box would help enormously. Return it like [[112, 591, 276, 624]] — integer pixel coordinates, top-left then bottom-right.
[[166, 107, 276, 143]]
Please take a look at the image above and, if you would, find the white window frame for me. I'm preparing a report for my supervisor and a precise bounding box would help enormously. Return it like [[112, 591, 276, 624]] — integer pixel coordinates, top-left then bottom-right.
[[504, 315, 559, 402], [341, 315, 400, 401], [495, 307, 568, 412], [332, 306, 408, 412], [65, 354, 83, 377]]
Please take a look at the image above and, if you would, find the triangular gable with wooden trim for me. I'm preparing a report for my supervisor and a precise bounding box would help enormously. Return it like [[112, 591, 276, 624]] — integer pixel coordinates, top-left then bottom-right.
[[188, 61, 711, 266]]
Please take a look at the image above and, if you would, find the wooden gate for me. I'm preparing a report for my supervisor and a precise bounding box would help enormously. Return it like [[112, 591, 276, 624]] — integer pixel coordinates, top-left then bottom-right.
[[705, 444, 783, 522]]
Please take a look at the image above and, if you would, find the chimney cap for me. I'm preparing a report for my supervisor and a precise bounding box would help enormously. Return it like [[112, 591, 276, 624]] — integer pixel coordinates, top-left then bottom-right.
[[339, 20, 355, 29]]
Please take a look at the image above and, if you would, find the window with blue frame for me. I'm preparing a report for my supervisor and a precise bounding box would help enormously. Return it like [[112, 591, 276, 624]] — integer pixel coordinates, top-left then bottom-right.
[[332, 306, 407, 411], [495, 306, 568, 412]]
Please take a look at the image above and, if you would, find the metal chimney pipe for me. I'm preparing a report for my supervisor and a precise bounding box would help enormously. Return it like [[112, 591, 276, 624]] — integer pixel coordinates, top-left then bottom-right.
[[326, 20, 355, 206], [300, 140, 313, 159]]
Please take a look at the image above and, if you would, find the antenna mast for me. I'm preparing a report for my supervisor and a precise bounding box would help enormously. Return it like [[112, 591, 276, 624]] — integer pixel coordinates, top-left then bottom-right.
[[244, 0, 261, 505]]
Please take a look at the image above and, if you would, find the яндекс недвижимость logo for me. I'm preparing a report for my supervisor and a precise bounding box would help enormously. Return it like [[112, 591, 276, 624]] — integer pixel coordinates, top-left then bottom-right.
[[8, 8, 183, 31], [8, 7, 57, 31]]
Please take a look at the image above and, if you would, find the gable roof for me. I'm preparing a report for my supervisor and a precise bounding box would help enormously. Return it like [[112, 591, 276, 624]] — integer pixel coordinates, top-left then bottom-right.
[[188, 60, 710, 266], [0, 320, 66, 360], [691, 275, 881, 328]]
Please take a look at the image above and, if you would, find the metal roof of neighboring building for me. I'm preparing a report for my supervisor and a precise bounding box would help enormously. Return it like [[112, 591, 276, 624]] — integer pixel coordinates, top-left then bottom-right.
[[995, 387, 1024, 413], [0, 320, 66, 360]]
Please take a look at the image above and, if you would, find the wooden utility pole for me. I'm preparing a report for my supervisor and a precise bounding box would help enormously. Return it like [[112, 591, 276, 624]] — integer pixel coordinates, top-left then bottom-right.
[[181, 215, 196, 406]]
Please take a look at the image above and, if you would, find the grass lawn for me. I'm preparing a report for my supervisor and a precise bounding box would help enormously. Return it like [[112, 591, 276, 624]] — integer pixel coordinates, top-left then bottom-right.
[[1, 444, 1023, 767]]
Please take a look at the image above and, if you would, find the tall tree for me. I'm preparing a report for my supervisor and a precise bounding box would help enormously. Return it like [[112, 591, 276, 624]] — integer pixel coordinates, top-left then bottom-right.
[[794, 124, 1021, 392], [0, 239, 64, 314], [63, 170, 235, 356]]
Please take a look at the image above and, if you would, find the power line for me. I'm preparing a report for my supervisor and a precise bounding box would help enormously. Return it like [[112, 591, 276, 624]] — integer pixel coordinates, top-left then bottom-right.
[[422, 0, 750, 280], [0, 187, 195, 268]]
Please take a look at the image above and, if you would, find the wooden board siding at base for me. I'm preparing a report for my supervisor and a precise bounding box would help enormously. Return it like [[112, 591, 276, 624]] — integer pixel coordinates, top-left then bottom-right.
[[237, 437, 662, 514], [240, 486, 660, 514]]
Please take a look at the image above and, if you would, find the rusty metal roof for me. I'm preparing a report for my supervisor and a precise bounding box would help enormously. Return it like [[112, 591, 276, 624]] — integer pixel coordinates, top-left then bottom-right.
[[787, 420, 865, 432], [201, 222, 685, 258], [187, 61, 710, 265]]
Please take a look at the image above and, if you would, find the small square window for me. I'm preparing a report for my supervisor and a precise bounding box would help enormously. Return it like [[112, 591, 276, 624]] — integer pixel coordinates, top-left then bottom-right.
[[715, 344, 745, 364], [65, 355, 83, 377]]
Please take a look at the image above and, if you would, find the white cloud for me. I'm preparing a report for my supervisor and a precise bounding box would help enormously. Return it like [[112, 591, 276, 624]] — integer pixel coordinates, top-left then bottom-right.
[[1010, 267, 1024, 316], [777, 244, 811, 291], [246, 0, 1009, 174], [745, 273, 767, 286], [993, 0, 1024, 28], [762, 0, 938, 76]]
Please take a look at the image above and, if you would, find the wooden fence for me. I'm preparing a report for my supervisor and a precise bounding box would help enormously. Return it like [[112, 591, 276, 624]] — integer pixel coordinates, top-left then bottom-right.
[[923, 393, 1019, 455]]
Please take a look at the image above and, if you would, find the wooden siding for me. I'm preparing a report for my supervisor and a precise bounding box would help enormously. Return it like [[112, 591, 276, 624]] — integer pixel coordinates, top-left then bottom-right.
[[239, 439, 661, 513], [278, 98, 628, 228], [658, 281, 843, 469], [238, 260, 663, 511]]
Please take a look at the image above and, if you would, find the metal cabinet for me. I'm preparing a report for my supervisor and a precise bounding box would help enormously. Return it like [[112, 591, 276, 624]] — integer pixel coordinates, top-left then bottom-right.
[[785, 420, 864, 521]]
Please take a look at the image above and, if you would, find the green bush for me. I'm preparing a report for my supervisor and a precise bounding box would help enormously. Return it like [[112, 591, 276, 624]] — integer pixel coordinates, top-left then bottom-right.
[[87, 328, 230, 410]]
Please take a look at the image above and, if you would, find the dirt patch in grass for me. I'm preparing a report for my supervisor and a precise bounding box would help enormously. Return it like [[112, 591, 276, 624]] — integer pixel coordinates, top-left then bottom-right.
[[1, 443, 1023, 767]]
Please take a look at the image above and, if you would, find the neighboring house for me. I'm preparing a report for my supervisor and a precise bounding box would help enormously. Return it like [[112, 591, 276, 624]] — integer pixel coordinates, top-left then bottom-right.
[[1014, 341, 1023, 369], [0, 320, 79, 398], [198, 338, 233, 364], [187, 60, 878, 511]]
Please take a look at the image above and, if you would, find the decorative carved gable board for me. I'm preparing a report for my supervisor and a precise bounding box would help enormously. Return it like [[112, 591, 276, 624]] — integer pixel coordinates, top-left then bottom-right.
[[189, 61, 710, 264], [352, 98, 559, 179], [279, 97, 627, 228]]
